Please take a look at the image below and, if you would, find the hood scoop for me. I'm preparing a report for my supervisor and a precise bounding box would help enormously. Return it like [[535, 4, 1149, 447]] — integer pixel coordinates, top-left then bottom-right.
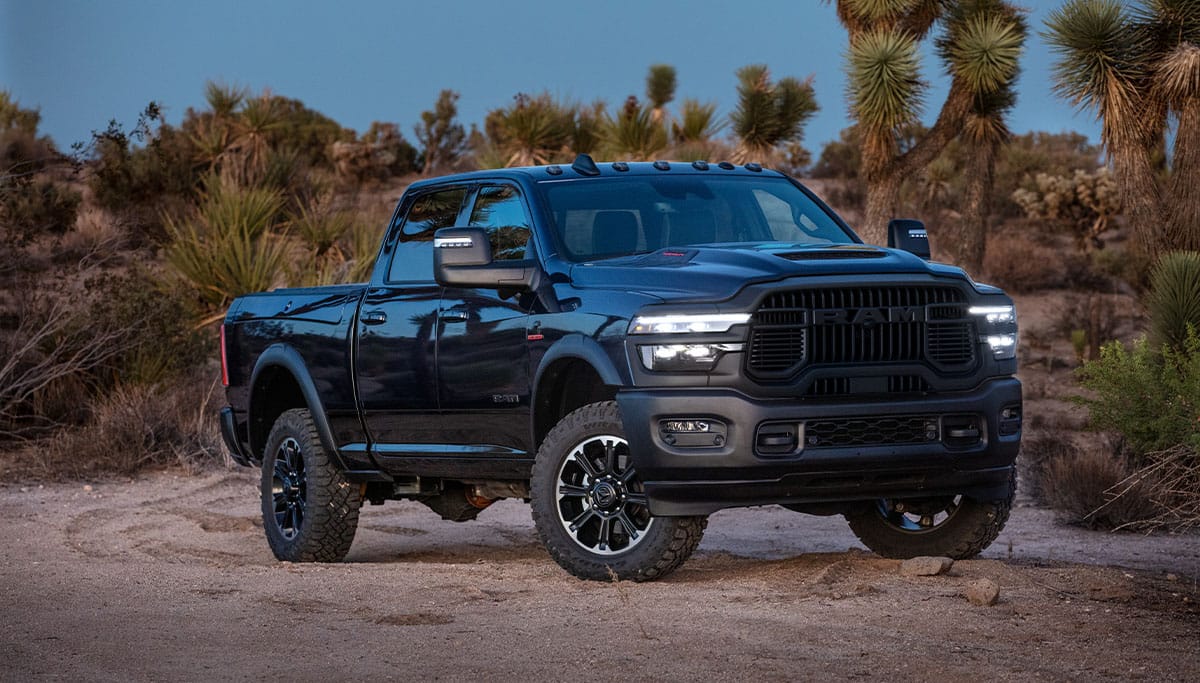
[[775, 246, 886, 261]]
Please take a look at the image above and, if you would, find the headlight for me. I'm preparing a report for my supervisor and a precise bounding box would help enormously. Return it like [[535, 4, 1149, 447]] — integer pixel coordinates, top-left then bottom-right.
[[639, 343, 743, 372], [986, 334, 1017, 359], [969, 305, 1015, 324], [629, 313, 751, 335]]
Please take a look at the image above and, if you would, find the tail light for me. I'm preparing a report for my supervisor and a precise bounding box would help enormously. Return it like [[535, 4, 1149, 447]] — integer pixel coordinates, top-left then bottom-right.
[[219, 324, 230, 387]]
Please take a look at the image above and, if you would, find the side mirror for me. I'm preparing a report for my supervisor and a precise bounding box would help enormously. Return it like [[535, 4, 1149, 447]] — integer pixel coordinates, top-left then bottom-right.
[[887, 219, 931, 259], [433, 227, 537, 290]]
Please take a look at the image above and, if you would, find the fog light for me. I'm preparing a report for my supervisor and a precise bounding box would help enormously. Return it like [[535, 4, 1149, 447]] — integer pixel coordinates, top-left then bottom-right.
[[659, 418, 727, 448]]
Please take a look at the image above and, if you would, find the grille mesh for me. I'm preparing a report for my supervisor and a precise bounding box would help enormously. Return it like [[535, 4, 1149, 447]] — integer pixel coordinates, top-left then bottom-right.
[[805, 415, 939, 448], [747, 286, 974, 378]]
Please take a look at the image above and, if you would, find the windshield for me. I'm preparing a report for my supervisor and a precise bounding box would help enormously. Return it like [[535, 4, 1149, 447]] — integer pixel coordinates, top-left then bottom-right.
[[540, 175, 855, 261]]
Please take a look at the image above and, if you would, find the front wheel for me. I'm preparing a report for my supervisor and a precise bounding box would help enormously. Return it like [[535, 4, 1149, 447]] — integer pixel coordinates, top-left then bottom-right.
[[530, 401, 706, 581], [261, 408, 362, 562], [844, 473, 1015, 560]]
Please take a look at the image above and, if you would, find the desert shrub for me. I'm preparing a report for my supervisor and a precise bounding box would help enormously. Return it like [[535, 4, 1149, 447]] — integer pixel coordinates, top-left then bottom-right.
[[290, 205, 353, 257], [1076, 331, 1200, 458], [85, 268, 209, 385], [982, 232, 1074, 292], [1054, 293, 1122, 361], [1145, 251, 1200, 353], [165, 181, 290, 309], [1011, 169, 1121, 250], [33, 374, 224, 478], [1035, 444, 1162, 529], [0, 289, 139, 439], [0, 177, 80, 245]]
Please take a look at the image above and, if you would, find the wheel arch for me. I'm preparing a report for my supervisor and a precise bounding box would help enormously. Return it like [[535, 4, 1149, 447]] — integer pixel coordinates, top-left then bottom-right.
[[248, 344, 345, 468], [531, 335, 624, 450]]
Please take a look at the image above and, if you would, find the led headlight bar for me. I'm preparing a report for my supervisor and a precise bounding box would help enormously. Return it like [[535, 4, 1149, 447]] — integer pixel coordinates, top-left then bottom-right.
[[969, 305, 1015, 324], [629, 313, 751, 335]]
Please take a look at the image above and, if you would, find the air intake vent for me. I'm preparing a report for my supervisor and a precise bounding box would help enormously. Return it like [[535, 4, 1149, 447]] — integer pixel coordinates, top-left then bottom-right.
[[776, 248, 886, 261], [805, 415, 940, 449]]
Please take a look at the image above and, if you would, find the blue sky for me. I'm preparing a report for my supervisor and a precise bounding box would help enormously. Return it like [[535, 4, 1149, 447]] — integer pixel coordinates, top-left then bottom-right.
[[2, 0, 1099, 154]]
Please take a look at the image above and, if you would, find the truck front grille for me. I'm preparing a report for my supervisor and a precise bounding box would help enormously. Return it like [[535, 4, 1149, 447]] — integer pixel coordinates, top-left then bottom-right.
[[805, 415, 940, 449], [747, 286, 975, 379]]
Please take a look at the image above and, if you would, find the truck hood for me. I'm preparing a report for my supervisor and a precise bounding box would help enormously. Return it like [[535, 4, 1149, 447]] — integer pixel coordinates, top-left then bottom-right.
[[567, 243, 971, 302]]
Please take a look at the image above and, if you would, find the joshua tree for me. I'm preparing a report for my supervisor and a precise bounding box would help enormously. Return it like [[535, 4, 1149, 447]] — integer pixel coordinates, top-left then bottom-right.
[[835, 0, 1025, 247], [729, 65, 818, 164], [1046, 0, 1200, 258], [414, 90, 467, 176], [645, 64, 677, 123]]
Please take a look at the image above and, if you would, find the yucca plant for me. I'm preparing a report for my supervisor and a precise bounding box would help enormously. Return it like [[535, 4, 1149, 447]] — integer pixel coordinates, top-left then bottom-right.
[[165, 181, 289, 308], [1046, 0, 1200, 258], [602, 96, 668, 161], [672, 99, 724, 146], [645, 64, 677, 123], [572, 101, 606, 156], [204, 81, 247, 120], [729, 65, 818, 164], [835, 0, 1026, 250], [290, 205, 354, 257], [486, 93, 575, 167], [1146, 251, 1200, 353], [343, 220, 385, 282]]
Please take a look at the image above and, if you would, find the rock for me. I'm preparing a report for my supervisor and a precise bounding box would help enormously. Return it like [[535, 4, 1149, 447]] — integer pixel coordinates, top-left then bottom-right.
[[899, 556, 954, 577], [965, 578, 1000, 606]]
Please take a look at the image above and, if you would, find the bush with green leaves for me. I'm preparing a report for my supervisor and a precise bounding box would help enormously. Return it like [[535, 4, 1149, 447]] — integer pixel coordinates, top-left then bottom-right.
[[1076, 330, 1200, 458]]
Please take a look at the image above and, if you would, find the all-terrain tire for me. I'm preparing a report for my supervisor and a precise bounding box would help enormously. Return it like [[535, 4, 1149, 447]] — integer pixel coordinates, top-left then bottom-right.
[[530, 401, 706, 582], [844, 472, 1016, 560], [261, 408, 362, 562]]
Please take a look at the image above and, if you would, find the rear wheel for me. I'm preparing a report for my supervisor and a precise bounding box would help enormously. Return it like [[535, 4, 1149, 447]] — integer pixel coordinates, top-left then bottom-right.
[[530, 401, 706, 581], [261, 408, 362, 562], [844, 473, 1015, 559]]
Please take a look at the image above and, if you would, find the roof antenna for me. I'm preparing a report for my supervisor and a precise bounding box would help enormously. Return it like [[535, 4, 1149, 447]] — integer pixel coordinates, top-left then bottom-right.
[[571, 153, 601, 176]]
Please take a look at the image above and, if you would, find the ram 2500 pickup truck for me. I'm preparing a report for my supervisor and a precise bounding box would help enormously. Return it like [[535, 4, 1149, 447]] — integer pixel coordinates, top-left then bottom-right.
[[219, 154, 1021, 581]]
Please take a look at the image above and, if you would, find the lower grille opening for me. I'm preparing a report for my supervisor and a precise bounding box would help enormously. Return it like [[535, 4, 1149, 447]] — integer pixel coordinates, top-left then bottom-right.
[[805, 415, 940, 449]]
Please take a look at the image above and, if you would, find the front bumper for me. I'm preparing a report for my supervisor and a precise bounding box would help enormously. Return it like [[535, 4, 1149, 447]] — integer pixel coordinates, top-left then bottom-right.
[[617, 377, 1021, 516]]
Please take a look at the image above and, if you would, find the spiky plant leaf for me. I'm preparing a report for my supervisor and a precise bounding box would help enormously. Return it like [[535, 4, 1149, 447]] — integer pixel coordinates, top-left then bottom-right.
[[731, 64, 776, 147], [843, 0, 924, 22], [847, 30, 925, 132], [602, 96, 668, 160], [672, 99, 724, 143], [947, 14, 1025, 94], [204, 81, 247, 119], [1147, 251, 1200, 352], [492, 93, 575, 166], [646, 64, 677, 111], [775, 76, 820, 142], [1154, 43, 1200, 106], [1044, 0, 1145, 123]]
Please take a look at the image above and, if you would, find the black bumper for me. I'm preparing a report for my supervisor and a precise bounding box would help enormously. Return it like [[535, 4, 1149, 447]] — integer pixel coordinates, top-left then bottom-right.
[[617, 377, 1021, 516], [219, 406, 253, 467]]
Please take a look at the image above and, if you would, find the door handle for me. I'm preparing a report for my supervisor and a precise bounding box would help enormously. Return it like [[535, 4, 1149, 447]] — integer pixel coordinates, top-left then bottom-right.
[[441, 309, 469, 322], [362, 310, 387, 325]]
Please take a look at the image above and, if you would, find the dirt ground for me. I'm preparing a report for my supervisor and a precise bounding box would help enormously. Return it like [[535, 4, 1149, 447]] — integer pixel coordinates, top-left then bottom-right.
[[1, 469, 1197, 681]]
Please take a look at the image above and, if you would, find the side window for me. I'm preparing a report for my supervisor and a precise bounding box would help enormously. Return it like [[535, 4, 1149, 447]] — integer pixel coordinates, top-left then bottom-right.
[[387, 187, 468, 282], [468, 185, 532, 260]]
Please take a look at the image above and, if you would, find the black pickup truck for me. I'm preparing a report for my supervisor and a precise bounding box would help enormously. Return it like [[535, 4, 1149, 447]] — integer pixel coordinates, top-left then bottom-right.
[[219, 155, 1021, 581]]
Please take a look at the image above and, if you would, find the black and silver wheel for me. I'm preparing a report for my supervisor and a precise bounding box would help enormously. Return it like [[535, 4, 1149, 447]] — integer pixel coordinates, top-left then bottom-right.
[[844, 474, 1015, 560], [261, 408, 362, 562], [531, 401, 706, 581]]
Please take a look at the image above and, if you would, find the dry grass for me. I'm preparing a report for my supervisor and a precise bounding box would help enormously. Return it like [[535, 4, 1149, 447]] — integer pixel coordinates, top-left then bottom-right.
[[1105, 446, 1200, 532], [16, 373, 227, 480], [1022, 433, 1165, 529]]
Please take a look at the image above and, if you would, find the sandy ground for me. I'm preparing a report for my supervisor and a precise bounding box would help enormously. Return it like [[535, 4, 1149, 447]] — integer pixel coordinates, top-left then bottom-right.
[[1, 469, 1198, 681]]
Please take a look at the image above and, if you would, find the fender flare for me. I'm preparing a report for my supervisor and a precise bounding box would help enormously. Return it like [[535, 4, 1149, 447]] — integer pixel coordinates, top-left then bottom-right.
[[248, 343, 345, 468], [533, 334, 625, 394]]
